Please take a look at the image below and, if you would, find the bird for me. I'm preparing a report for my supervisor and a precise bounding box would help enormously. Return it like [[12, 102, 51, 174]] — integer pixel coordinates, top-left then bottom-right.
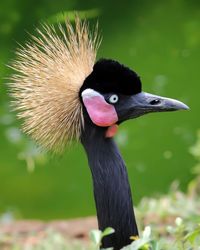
[[8, 17, 189, 250]]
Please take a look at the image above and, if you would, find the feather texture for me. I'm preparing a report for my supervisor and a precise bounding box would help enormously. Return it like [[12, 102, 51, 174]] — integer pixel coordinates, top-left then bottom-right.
[[9, 17, 100, 153]]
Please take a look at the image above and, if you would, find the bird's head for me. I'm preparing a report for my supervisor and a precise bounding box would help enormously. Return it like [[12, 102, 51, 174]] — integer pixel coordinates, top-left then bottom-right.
[[80, 59, 189, 137], [9, 18, 189, 151]]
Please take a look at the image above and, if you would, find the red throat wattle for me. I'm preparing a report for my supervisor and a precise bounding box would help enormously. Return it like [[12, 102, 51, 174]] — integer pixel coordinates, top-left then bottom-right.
[[105, 124, 118, 138]]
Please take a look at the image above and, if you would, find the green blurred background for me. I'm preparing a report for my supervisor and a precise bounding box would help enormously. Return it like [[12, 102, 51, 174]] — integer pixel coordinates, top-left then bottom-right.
[[0, 0, 199, 220]]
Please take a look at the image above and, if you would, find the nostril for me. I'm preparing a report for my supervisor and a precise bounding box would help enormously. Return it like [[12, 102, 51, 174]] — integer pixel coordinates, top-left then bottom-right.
[[150, 99, 160, 105]]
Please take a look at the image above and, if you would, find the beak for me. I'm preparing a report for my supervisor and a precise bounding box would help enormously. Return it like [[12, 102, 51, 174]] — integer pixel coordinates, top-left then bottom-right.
[[120, 92, 189, 120], [131, 92, 189, 111]]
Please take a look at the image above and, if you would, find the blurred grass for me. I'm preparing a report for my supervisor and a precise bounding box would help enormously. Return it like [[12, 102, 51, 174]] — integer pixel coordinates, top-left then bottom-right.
[[1, 181, 200, 249]]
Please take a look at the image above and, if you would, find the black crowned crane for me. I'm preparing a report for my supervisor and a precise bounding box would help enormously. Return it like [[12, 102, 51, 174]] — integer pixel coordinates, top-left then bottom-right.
[[9, 18, 189, 250]]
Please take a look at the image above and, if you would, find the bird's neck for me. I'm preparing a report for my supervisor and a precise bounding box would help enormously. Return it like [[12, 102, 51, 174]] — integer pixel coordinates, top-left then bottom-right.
[[81, 122, 138, 250]]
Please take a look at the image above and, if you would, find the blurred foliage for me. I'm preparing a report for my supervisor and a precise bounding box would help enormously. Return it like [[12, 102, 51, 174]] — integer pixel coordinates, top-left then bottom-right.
[[0, 0, 199, 219], [1, 180, 200, 249], [48, 8, 101, 24]]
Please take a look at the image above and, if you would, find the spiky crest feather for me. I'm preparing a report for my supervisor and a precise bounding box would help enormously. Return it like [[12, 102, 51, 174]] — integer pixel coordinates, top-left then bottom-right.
[[9, 17, 100, 153]]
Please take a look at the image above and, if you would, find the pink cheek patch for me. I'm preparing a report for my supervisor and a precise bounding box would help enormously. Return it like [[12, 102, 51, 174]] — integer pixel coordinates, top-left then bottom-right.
[[82, 93, 118, 127]]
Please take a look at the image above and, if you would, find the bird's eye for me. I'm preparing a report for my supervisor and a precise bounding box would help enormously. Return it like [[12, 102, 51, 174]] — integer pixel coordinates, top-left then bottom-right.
[[108, 94, 119, 104]]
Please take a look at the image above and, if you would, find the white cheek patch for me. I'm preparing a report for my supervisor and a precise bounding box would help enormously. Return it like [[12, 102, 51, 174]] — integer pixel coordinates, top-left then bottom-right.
[[81, 88, 118, 127]]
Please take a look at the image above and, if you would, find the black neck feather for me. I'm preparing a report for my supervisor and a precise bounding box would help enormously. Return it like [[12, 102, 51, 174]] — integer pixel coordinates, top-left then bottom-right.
[[81, 121, 138, 250]]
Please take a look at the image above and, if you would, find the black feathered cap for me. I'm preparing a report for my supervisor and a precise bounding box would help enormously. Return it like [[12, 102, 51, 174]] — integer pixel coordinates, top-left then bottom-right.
[[80, 59, 142, 95]]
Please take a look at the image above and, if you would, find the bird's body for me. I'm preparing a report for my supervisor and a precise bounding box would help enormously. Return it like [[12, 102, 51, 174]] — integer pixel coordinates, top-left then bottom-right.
[[9, 18, 189, 250], [81, 117, 138, 249]]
